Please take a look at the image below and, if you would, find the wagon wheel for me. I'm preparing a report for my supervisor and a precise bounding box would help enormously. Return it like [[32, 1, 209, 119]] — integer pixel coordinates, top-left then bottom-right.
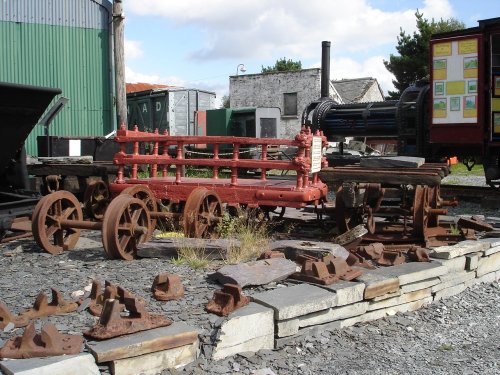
[[102, 195, 151, 260], [427, 185, 440, 227], [183, 187, 223, 238], [412, 185, 429, 236], [121, 185, 158, 235], [335, 188, 362, 234], [260, 205, 286, 220], [32, 191, 82, 255], [84, 181, 110, 221]]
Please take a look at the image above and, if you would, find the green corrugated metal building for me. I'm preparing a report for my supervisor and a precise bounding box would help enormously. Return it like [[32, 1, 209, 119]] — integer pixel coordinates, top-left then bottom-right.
[[0, 0, 115, 156]]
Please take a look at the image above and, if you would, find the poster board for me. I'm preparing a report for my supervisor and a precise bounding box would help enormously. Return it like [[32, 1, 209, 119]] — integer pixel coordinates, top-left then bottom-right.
[[432, 37, 479, 124], [310, 136, 323, 173]]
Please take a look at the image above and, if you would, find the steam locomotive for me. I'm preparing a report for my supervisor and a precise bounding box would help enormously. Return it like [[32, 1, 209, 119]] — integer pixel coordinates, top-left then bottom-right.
[[304, 17, 500, 187]]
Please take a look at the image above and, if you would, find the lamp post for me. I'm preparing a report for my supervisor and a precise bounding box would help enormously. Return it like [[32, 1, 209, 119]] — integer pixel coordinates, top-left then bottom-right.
[[236, 63, 246, 75]]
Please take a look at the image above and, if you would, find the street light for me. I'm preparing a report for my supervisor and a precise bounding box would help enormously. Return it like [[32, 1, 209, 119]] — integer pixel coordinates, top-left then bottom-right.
[[236, 63, 246, 75]]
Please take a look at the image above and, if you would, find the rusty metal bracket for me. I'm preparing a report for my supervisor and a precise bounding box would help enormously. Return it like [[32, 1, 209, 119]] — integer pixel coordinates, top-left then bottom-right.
[[323, 255, 363, 281], [0, 301, 30, 330], [84, 296, 172, 340], [0, 322, 83, 359], [151, 273, 185, 301], [457, 216, 493, 232], [290, 254, 362, 285], [357, 243, 385, 260], [84, 280, 146, 317], [19, 289, 78, 319], [206, 284, 250, 316], [257, 250, 285, 260], [407, 246, 430, 262], [377, 250, 405, 266]]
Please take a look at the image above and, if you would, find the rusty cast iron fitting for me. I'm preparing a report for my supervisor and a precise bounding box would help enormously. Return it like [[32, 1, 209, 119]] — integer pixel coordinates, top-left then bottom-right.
[[0, 322, 83, 359], [357, 242, 385, 260], [19, 289, 78, 319], [205, 284, 250, 317], [345, 252, 376, 269], [289, 254, 337, 285], [0, 300, 30, 330], [323, 255, 363, 281], [151, 273, 185, 301], [257, 250, 285, 260], [84, 297, 172, 340], [377, 250, 406, 266], [407, 246, 430, 262]]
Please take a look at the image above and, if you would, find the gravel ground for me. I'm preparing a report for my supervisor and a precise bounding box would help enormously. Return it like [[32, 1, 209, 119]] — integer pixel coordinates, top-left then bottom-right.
[[1, 193, 499, 375]]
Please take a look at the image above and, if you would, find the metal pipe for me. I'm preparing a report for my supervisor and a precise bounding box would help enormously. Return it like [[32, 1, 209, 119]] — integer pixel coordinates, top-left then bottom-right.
[[321, 41, 331, 98]]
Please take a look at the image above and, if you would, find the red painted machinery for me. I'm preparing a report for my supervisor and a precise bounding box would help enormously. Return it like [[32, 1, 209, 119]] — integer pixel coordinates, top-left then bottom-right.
[[31, 126, 328, 260]]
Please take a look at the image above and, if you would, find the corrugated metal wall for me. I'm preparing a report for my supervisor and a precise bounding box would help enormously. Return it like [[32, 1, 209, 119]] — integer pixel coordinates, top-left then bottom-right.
[[0, 0, 114, 156]]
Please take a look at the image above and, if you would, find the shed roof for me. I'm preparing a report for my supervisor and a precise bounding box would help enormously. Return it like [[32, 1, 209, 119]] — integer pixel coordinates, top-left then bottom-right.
[[126, 82, 177, 94], [332, 77, 382, 103]]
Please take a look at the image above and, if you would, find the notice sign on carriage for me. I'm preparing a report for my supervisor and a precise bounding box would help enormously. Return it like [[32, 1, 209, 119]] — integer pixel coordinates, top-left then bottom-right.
[[311, 136, 323, 173]]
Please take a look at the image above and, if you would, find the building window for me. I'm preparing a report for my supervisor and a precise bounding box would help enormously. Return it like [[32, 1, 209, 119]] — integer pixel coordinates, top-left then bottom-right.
[[283, 93, 298, 116]]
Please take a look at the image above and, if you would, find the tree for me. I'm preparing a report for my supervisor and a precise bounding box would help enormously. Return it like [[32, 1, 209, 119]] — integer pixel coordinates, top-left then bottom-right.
[[383, 11, 465, 99], [261, 58, 302, 73], [220, 95, 230, 108]]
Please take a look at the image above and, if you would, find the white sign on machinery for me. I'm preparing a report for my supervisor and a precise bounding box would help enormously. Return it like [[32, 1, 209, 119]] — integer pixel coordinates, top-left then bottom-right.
[[310, 136, 323, 173]]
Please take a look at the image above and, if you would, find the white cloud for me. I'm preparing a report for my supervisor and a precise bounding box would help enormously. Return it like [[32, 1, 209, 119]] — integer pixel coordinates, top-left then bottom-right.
[[124, 40, 144, 60], [327, 56, 396, 97], [126, 0, 455, 61]]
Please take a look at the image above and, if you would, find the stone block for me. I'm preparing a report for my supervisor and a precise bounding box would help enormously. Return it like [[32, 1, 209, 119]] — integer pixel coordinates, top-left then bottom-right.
[[212, 258, 297, 287], [465, 253, 480, 271], [270, 240, 349, 260], [213, 335, 274, 361], [341, 297, 433, 328], [484, 245, 500, 257], [300, 302, 369, 327], [431, 271, 476, 293], [354, 269, 399, 299], [370, 290, 401, 302], [430, 240, 490, 260], [86, 322, 199, 363], [474, 271, 497, 284], [277, 318, 300, 337], [367, 288, 432, 311], [400, 277, 440, 293], [478, 238, 500, 248], [433, 256, 466, 273], [433, 283, 467, 301], [476, 252, 500, 277], [320, 280, 365, 306], [252, 284, 337, 320], [111, 340, 199, 375], [211, 303, 274, 360], [0, 354, 99, 375], [367, 262, 447, 286]]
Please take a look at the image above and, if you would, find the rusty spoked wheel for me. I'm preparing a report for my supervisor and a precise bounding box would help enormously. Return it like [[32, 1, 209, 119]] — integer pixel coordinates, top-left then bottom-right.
[[412, 185, 429, 236], [102, 195, 151, 260], [121, 185, 158, 236], [84, 181, 110, 221], [427, 185, 441, 227], [183, 187, 223, 238], [32, 191, 82, 255]]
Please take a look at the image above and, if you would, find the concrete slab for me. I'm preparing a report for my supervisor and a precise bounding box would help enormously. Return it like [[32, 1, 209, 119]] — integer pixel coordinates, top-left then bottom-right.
[[365, 262, 447, 286], [211, 303, 274, 349], [433, 257, 466, 273], [0, 354, 99, 375], [400, 277, 440, 293], [86, 322, 199, 363], [433, 284, 467, 301], [269, 240, 349, 260], [111, 340, 199, 375], [474, 271, 498, 284], [299, 302, 368, 327], [252, 284, 337, 320], [477, 238, 500, 248], [355, 269, 400, 299], [277, 318, 300, 337], [211, 258, 297, 287], [432, 271, 476, 293], [360, 156, 425, 168], [370, 290, 401, 302], [367, 288, 432, 311], [320, 280, 365, 306], [484, 245, 500, 257], [476, 252, 500, 277], [430, 240, 490, 260], [213, 334, 274, 361]]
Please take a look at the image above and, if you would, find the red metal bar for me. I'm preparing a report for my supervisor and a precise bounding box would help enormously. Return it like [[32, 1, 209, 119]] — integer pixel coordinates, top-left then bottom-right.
[[261, 145, 267, 181], [213, 144, 219, 179]]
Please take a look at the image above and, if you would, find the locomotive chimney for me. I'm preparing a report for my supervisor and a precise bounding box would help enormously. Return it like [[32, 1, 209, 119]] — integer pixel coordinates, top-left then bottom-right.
[[321, 41, 331, 99]]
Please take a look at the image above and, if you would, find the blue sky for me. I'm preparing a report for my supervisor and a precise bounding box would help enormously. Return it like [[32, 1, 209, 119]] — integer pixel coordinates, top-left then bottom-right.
[[123, 0, 499, 104]]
